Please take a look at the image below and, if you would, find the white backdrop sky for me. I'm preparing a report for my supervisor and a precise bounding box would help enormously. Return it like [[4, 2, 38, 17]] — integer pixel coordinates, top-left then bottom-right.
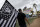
[[0, 0, 40, 11]]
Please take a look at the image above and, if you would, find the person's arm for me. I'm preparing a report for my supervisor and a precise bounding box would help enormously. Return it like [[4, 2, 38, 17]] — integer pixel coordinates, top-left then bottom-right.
[[25, 18, 30, 25], [23, 13, 30, 25]]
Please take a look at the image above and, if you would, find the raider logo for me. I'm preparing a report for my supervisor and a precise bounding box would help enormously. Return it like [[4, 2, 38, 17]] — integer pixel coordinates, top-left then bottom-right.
[[0, 0, 14, 20]]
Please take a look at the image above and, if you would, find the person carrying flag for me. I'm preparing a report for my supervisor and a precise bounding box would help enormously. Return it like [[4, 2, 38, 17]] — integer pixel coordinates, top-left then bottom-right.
[[17, 9, 30, 27]]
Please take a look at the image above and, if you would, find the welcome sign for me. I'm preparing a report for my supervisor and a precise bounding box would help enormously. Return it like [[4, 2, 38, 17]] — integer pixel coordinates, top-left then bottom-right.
[[23, 8, 32, 14]]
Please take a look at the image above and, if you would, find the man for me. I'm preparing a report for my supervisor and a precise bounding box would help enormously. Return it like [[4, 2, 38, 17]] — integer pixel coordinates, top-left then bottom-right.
[[17, 9, 30, 27]]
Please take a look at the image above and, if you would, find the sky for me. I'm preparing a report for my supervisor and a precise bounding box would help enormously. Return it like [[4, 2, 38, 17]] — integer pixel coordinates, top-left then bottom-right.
[[0, 0, 40, 11]]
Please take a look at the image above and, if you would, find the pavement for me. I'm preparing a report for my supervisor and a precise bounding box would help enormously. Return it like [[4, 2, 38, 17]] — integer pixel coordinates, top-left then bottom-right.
[[28, 18, 40, 27]]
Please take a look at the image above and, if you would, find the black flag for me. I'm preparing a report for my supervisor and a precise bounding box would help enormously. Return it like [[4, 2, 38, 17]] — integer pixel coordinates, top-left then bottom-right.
[[0, 0, 18, 27]]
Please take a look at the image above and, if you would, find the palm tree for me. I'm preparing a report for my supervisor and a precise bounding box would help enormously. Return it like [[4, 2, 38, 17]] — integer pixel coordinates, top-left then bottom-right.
[[23, 6, 27, 11], [33, 3, 37, 16]]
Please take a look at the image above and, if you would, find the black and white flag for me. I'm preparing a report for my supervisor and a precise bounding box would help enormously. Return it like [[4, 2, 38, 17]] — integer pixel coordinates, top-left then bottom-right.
[[0, 0, 18, 27]]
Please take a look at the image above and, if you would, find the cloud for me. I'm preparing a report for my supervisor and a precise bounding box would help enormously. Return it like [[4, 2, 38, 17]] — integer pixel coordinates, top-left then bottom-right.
[[0, 0, 40, 11], [8, 0, 31, 8], [0, 0, 5, 9], [37, 4, 40, 11]]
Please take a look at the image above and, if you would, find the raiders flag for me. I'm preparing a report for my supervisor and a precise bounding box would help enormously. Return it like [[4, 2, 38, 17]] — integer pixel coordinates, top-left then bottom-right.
[[0, 0, 18, 27]]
